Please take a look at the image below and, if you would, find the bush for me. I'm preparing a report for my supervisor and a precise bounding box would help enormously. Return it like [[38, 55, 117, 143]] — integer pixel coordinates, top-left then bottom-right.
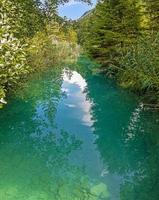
[[0, 0, 29, 106], [0, 2, 80, 108], [114, 34, 159, 99], [27, 24, 80, 70]]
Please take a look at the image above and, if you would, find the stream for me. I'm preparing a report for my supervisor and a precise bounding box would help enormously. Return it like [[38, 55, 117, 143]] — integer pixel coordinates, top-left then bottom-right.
[[0, 57, 159, 200]]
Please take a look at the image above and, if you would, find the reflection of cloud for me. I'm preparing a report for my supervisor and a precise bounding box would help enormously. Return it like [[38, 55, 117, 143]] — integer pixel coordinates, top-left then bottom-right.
[[63, 70, 87, 91], [65, 103, 76, 108], [80, 101, 93, 126], [62, 70, 93, 127]]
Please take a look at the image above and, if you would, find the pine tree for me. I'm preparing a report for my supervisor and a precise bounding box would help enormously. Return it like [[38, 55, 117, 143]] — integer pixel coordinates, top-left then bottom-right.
[[78, 0, 141, 66]]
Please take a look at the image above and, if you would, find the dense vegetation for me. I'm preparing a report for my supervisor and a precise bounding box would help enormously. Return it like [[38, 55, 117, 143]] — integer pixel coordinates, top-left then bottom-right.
[[77, 0, 159, 103], [1, 0, 159, 106], [0, 0, 88, 107]]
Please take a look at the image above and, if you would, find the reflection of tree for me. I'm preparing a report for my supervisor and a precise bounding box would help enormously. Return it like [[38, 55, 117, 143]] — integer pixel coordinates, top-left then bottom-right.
[[119, 110, 159, 200], [81, 65, 159, 199], [0, 67, 109, 200]]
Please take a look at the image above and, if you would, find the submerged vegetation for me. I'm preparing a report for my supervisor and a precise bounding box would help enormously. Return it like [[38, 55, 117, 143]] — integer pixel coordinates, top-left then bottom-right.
[[77, 0, 159, 103]]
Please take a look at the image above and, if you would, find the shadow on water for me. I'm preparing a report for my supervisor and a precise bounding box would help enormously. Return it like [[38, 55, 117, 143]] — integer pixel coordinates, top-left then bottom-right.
[[0, 57, 159, 200]]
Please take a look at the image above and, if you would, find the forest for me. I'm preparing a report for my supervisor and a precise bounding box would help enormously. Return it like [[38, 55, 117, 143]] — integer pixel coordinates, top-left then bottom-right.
[[77, 0, 159, 103], [1, 0, 159, 106]]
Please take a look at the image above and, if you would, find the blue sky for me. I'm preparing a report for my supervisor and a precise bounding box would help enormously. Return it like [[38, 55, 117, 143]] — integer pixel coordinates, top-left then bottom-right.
[[58, 0, 97, 20]]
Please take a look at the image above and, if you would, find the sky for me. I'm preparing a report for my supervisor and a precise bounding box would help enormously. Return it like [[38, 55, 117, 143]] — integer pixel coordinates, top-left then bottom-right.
[[58, 0, 97, 20]]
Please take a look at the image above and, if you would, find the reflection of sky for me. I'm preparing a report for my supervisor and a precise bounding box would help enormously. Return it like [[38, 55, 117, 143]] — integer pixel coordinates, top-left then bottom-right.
[[58, 0, 97, 20], [55, 69, 105, 182], [55, 69, 121, 199], [63, 70, 87, 91], [62, 70, 93, 126]]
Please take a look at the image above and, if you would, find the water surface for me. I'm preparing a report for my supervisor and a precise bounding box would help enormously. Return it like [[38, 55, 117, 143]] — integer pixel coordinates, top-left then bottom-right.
[[0, 58, 159, 200]]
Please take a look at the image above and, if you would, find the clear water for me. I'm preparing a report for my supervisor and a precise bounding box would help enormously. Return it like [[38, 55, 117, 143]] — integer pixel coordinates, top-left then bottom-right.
[[0, 57, 159, 200]]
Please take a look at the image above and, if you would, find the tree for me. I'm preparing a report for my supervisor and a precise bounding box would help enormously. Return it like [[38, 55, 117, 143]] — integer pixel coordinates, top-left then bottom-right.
[[78, 0, 141, 66], [0, 0, 29, 105]]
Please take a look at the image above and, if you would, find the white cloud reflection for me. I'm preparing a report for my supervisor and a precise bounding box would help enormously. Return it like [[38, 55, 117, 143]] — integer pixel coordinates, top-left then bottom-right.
[[63, 70, 87, 91], [62, 70, 93, 127]]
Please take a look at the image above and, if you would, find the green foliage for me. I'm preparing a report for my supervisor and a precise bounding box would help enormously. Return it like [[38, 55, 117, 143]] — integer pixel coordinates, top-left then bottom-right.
[[78, 0, 141, 65], [0, 0, 81, 107], [13, 0, 45, 38], [27, 23, 80, 70], [143, 0, 159, 32], [42, 0, 91, 22], [0, 0, 30, 105], [115, 34, 159, 96], [78, 0, 159, 101]]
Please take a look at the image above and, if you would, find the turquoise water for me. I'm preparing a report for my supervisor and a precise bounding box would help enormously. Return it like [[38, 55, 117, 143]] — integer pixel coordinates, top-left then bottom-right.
[[0, 58, 159, 200]]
